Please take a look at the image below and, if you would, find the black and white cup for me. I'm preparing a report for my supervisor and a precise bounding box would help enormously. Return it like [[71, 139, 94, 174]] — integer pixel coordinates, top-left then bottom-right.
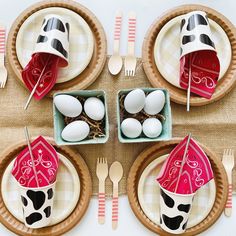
[[33, 14, 70, 67], [159, 185, 195, 234], [18, 182, 56, 229], [180, 11, 216, 58]]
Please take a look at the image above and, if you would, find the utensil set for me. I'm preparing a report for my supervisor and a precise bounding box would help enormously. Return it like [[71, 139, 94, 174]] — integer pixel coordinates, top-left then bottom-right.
[[96, 158, 123, 229], [108, 11, 137, 76], [222, 149, 235, 217], [0, 24, 7, 88]]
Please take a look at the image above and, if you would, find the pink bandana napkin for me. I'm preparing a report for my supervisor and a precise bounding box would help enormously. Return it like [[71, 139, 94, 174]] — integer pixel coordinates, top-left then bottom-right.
[[12, 136, 59, 187], [157, 135, 214, 194]]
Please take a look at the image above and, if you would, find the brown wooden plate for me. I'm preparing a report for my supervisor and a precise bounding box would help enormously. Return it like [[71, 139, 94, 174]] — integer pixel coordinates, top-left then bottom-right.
[[0, 137, 92, 236], [127, 139, 228, 235], [142, 4, 236, 106], [7, 0, 107, 96]]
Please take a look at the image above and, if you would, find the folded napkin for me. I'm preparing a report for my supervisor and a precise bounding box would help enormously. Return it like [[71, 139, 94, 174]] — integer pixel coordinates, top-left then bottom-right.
[[157, 135, 214, 194], [12, 136, 59, 187]]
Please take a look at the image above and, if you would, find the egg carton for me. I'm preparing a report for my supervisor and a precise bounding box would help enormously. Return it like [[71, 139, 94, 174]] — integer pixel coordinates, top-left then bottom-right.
[[117, 88, 172, 143], [53, 90, 109, 145]]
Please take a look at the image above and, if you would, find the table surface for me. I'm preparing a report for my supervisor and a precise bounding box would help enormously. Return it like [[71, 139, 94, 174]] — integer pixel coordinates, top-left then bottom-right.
[[0, 0, 235, 235]]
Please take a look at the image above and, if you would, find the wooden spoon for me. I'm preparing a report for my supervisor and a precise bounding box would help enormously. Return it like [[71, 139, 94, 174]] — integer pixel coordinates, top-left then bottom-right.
[[108, 11, 123, 75], [109, 161, 123, 230]]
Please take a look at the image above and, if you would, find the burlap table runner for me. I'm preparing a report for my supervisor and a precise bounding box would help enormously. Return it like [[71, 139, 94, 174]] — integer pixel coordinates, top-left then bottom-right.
[[0, 56, 236, 196]]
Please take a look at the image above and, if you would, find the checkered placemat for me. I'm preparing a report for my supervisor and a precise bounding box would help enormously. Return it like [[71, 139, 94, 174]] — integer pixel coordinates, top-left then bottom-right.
[[138, 155, 216, 228], [154, 15, 232, 88], [1, 153, 80, 226], [16, 7, 94, 83]]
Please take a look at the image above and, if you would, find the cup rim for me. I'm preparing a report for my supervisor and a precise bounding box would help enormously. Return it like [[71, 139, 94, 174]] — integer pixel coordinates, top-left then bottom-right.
[[159, 184, 196, 197], [18, 181, 56, 190]]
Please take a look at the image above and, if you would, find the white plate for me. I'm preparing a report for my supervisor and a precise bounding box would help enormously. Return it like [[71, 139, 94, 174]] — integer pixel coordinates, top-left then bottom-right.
[[1, 152, 80, 226], [138, 154, 216, 228], [16, 7, 94, 83], [154, 15, 232, 88]]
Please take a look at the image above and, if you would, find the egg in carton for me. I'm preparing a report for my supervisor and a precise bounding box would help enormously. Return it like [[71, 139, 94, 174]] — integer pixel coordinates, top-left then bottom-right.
[[117, 88, 172, 143], [53, 90, 109, 145]]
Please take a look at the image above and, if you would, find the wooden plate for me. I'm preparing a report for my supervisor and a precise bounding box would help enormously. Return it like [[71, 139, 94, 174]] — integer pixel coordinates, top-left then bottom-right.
[[127, 139, 228, 235], [16, 7, 94, 84], [0, 137, 92, 236], [153, 15, 231, 88], [142, 4, 236, 106], [138, 154, 216, 228], [2, 152, 80, 226], [7, 0, 107, 96]]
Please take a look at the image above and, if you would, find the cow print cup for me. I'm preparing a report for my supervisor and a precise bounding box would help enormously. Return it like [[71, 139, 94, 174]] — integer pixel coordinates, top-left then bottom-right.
[[159, 185, 195, 234], [33, 14, 70, 67], [18, 181, 56, 228], [180, 11, 216, 58]]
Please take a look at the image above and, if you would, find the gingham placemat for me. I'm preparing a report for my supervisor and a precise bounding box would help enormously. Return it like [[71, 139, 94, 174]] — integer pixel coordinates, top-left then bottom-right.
[[15, 7, 94, 83], [154, 15, 232, 88], [138, 155, 216, 228], [1, 152, 80, 226]]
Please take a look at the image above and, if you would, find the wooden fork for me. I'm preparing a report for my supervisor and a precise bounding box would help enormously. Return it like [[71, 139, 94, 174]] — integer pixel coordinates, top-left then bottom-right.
[[222, 149, 235, 217], [0, 25, 7, 88], [96, 157, 108, 224], [124, 12, 136, 77]]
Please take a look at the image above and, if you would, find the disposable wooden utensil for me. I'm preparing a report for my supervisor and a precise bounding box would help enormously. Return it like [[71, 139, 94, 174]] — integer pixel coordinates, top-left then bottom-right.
[[24, 55, 51, 110], [108, 10, 123, 75], [222, 149, 235, 217], [187, 55, 192, 112], [109, 161, 123, 230], [24, 126, 39, 187], [174, 133, 191, 193], [96, 157, 108, 224], [124, 11, 137, 76], [0, 24, 7, 88]]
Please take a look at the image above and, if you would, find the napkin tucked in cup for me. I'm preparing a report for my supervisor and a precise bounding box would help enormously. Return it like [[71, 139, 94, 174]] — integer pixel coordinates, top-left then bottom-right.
[[22, 14, 70, 100], [11, 136, 59, 228], [12, 136, 59, 187], [179, 11, 220, 99], [156, 135, 214, 234]]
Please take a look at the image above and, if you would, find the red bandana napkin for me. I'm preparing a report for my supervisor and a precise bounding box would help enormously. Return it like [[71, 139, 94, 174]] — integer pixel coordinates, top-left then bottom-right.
[[157, 135, 214, 194], [180, 51, 220, 99], [22, 53, 60, 100], [12, 136, 59, 187]]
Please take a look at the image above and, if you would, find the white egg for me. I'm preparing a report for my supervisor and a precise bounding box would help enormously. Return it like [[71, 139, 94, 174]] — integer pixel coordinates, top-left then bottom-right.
[[144, 90, 165, 115], [142, 118, 162, 138], [54, 94, 82, 118], [121, 118, 142, 138], [61, 120, 90, 142], [124, 89, 145, 114], [84, 97, 105, 121]]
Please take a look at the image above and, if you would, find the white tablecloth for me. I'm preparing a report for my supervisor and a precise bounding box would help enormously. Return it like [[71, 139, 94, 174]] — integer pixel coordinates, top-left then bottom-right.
[[0, 0, 235, 235]]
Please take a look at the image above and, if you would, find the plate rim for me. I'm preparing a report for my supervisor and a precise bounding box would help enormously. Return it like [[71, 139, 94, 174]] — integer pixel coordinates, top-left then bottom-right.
[[153, 15, 232, 88], [1, 152, 80, 225], [137, 154, 216, 228], [0, 137, 92, 236], [127, 138, 228, 235], [15, 6, 94, 84], [6, 0, 107, 96], [142, 4, 236, 106]]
